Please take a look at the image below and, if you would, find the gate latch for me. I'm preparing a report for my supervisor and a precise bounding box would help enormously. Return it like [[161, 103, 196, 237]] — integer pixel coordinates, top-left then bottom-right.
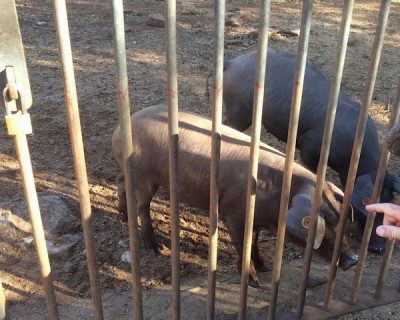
[[2, 66, 32, 136]]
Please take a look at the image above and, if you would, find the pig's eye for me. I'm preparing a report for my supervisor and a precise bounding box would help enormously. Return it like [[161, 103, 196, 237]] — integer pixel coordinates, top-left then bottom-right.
[[362, 197, 371, 207]]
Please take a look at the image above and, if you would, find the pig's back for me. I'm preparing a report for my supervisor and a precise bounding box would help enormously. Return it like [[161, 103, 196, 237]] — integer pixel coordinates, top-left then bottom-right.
[[131, 105, 285, 164]]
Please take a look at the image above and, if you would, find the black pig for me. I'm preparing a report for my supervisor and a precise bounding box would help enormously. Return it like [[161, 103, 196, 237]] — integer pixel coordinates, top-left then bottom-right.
[[222, 49, 400, 253]]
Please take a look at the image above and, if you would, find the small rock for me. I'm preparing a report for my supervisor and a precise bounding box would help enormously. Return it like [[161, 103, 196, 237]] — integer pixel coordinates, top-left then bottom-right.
[[348, 38, 358, 47], [144, 280, 153, 288], [121, 251, 131, 264], [16, 236, 34, 251], [36, 21, 47, 26], [306, 277, 327, 289], [63, 261, 77, 273], [226, 16, 241, 27], [118, 239, 129, 248], [146, 13, 165, 28], [45, 234, 82, 257], [0, 193, 78, 236]]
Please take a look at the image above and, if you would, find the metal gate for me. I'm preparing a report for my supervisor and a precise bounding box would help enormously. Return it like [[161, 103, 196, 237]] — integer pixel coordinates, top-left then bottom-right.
[[1, 0, 400, 319]]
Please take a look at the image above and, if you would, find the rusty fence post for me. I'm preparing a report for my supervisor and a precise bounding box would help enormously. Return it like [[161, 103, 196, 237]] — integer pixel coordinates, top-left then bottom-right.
[[238, 1, 271, 319], [51, 0, 104, 319], [111, 1, 144, 319], [207, 0, 225, 319], [267, 1, 313, 319], [349, 0, 392, 305], [165, 0, 181, 319]]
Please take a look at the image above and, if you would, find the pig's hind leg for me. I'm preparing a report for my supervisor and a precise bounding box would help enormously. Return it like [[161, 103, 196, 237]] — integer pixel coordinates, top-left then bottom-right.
[[252, 227, 270, 273], [136, 182, 161, 255], [116, 173, 128, 217]]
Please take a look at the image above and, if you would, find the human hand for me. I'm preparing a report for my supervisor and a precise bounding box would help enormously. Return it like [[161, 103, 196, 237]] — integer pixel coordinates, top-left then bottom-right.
[[365, 203, 400, 240]]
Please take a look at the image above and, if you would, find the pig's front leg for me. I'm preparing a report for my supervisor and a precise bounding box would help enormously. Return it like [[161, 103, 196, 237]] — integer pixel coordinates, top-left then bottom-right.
[[225, 219, 261, 288]]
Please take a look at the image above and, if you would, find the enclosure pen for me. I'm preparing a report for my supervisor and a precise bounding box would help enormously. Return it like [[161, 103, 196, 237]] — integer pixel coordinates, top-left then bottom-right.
[[348, 0, 392, 305], [51, 0, 104, 319], [268, 1, 313, 319], [4, 0, 400, 318], [237, 1, 270, 319], [322, 0, 356, 311], [165, 0, 181, 319], [374, 75, 400, 299], [206, 0, 225, 319], [111, 1, 143, 319]]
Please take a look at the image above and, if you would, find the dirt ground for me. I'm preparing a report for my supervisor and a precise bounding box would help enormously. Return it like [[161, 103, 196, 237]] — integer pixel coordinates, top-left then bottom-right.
[[1, 0, 400, 319]]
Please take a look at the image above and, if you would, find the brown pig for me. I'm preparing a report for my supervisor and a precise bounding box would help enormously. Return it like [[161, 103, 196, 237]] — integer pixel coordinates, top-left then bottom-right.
[[112, 105, 358, 287]]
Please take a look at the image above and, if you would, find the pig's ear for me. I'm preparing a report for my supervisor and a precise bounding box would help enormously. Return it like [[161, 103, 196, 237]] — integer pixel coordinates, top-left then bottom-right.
[[351, 174, 374, 220], [287, 194, 325, 249], [327, 181, 344, 202], [326, 181, 355, 221]]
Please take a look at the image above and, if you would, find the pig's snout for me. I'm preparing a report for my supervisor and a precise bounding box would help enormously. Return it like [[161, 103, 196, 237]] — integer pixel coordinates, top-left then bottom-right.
[[339, 252, 358, 271]]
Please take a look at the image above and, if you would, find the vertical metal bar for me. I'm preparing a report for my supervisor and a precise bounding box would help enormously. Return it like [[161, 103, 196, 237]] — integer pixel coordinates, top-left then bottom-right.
[[316, 0, 355, 310], [349, 0, 392, 305], [375, 239, 395, 298], [111, 1, 143, 319], [165, 0, 180, 318], [14, 134, 59, 319], [207, 0, 225, 319], [238, 1, 271, 319], [0, 281, 5, 320], [268, 1, 313, 319], [374, 75, 400, 298], [52, 1, 104, 319]]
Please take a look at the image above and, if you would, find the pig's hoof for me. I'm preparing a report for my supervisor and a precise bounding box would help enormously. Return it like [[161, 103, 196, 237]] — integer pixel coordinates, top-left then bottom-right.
[[248, 276, 260, 288], [257, 264, 271, 273], [143, 236, 162, 256], [368, 239, 386, 254], [368, 244, 385, 254], [147, 243, 162, 256], [339, 252, 358, 271]]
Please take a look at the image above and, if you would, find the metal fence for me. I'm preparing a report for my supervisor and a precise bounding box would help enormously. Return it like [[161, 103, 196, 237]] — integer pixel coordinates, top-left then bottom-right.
[[1, 0, 400, 319]]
